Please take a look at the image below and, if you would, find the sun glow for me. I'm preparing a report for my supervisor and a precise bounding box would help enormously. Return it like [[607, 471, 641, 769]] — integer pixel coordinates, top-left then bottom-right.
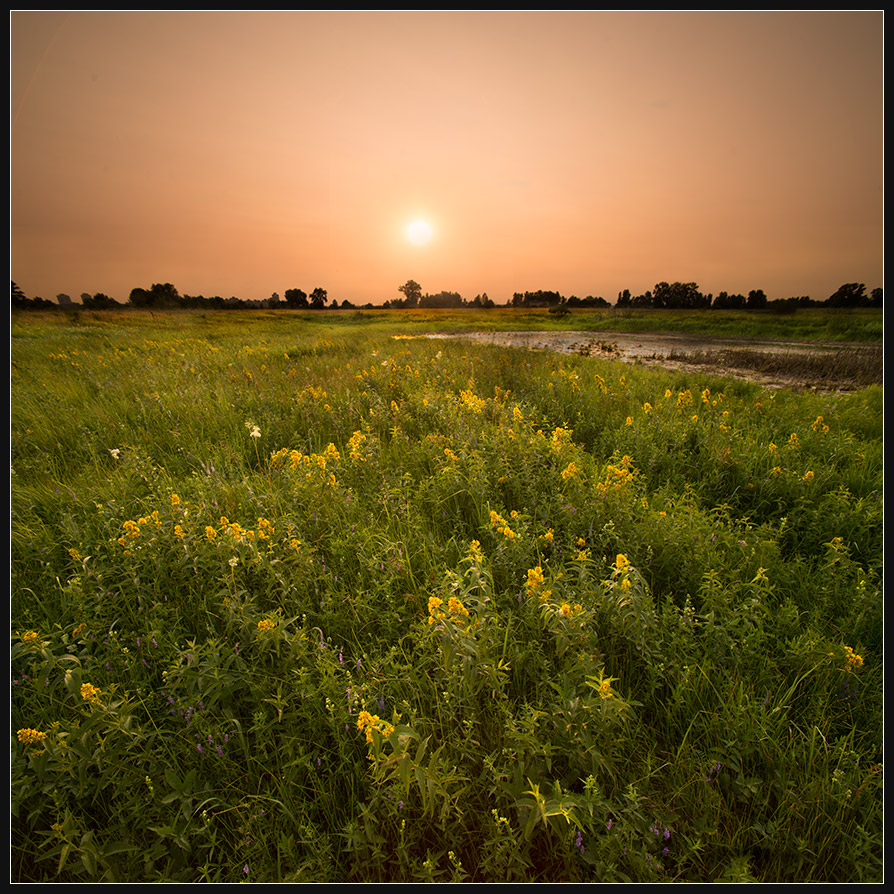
[[406, 219, 433, 245]]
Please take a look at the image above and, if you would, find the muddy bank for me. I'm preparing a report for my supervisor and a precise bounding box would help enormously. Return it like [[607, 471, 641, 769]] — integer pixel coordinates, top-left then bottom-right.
[[428, 330, 882, 391]]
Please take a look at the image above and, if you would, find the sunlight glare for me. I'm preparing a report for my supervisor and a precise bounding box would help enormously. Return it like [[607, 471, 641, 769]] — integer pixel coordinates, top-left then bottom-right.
[[406, 219, 433, 246]]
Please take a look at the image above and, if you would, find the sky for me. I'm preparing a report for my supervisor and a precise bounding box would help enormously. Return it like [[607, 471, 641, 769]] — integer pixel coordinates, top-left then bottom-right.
[[10, 10, 884, 306]]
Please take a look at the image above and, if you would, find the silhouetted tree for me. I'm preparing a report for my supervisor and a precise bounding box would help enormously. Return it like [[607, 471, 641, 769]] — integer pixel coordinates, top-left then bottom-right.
[[746, 289, 768, 309], [398, 280, 422, 308], [82, 292, 119, 309], [284, 288, 308, 309], [309, 287, 328, 309], [827, 282, 866, 308], [652, 282, 707, 309]]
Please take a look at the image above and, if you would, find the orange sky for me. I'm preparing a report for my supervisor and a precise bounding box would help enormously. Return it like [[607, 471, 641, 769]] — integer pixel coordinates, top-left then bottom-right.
[[11, 10, 884, 306]]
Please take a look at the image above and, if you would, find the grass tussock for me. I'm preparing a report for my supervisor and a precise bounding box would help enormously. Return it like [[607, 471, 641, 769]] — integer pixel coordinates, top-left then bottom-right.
[[11, 311, 883, 882]]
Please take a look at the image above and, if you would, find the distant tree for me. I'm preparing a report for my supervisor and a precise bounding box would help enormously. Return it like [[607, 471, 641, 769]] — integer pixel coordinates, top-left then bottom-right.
[[869, 287, 882, 307], [309, 287, 328, 309], [11, 281, 28, 309], [82, 292, 119, 309], [284, 288, 308, 309], [398, 280, 422, 308], [746, 289, 768, 310], [652, 281, 707, 309], [56, 293, 73, 306], [827, 282, 867, 308], [128, 283, 181, 308], [268, 292, 281, 307], [420, 289, 463, 308]]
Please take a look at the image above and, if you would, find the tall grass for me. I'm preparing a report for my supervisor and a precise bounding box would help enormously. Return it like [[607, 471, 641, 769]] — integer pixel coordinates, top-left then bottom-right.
[[11, 311, 883, 882]]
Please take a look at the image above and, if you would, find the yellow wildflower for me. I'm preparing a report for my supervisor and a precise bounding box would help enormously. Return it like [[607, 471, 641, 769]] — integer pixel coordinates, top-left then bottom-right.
[[844, 645, 863, 670], [205, 525, 217, 541], [428, 596, 445, 625], [257, 619, 275, 633], [17, 728, 48, 746], [80, 683, 102, 703], [561, 461, 579, 480], [357, 710, 394, 746], [447, 596, 469, 620]]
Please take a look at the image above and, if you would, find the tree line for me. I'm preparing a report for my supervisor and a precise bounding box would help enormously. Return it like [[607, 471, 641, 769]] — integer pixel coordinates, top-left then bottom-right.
[[10, 278, 883, 312]]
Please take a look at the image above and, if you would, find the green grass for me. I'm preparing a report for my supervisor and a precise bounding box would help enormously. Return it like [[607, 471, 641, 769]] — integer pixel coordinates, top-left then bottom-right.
[[11, 310, 883, 882]]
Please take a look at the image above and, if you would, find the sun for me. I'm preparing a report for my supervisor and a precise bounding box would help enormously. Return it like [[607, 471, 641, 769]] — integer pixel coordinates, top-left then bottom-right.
[[406, 219, 433, 245]]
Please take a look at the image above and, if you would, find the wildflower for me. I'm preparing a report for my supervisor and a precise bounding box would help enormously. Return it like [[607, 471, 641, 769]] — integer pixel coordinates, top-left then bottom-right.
[[561, 461, 579, 480], [467, 539, 483, 562], [428, 596, 444, 625], [526, 565, 545, 596], [643, 402, 652, 414], [800, 470, 814, 483], [597, 677, 615, 699], [257, 619, 275, 633], [540, 528, 554, 544], [17, 728, 47, 746], [21, 630, 42, 648], [171, 493, 181, 507], [245, 421, 261, 439], [357, 710, 394, 746], [844, 645, 863, 670], [205, 525, 217, 541], [447, 596, 469, 620], [615, 554, 630, 575], [68, 548, 82, 561], [80, 683, 102, 703], [109, 448, 121, 460]]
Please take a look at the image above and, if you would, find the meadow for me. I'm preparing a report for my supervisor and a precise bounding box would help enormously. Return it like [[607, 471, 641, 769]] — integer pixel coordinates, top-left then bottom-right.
[[11, 308, 883, 882]]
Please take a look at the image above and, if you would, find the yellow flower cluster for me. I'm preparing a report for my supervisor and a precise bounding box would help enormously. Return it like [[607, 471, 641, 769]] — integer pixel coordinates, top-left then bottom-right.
[[460, 388, 486, 414], [561, 461, 579, 481], [428, 595, 470, 625], [357, 710, 394, 746], [812, 415, 829, 434], [347, 430, 369, 462], [21, 630, 42, 648], [272, 443, 340, 485], [489, 510, 517, 540], [549, 427, 573, 454], [257, 618, 275, 633], [17, 728, 48, 746], [596, 456, 635, 496], [80, 683, 102, 703], [676, 389, 693, 408], [844, 645, 863, 670], [597, 678, 615, 699]]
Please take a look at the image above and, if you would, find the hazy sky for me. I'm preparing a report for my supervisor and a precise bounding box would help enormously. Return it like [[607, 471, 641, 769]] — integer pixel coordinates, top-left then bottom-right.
[[11, 10, 883, 306]]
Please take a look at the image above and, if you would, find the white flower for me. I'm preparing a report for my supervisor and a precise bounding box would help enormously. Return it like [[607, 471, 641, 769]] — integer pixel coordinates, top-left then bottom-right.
[[109, 448, 121, 460]]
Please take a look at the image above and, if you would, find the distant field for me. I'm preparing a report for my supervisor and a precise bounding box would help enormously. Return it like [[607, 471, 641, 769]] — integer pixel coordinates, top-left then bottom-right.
[[11, 310, 882, 882]]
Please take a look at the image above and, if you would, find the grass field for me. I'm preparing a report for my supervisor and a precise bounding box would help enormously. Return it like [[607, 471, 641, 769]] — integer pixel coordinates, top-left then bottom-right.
[[11, 308, 883, 882]]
